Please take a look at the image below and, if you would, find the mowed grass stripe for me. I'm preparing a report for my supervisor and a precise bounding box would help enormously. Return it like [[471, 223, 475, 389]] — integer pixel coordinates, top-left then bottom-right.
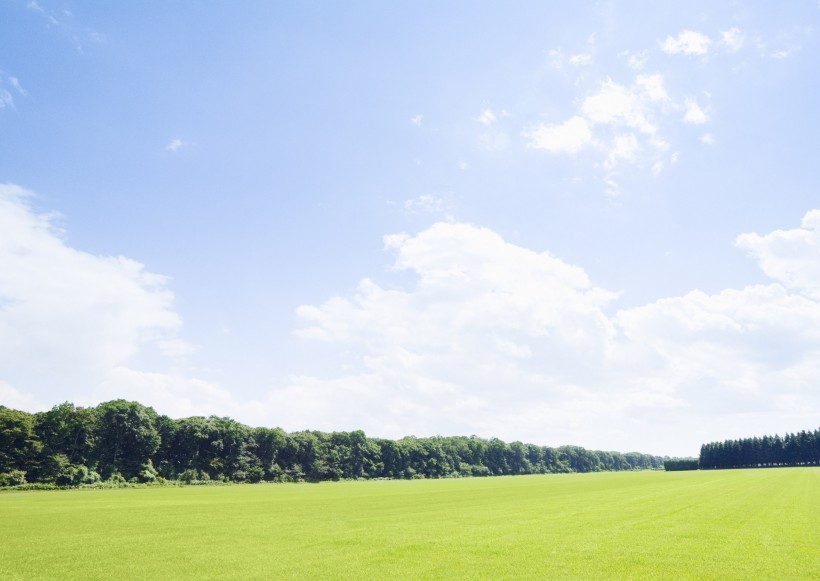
[[1, 468, 817, 579]]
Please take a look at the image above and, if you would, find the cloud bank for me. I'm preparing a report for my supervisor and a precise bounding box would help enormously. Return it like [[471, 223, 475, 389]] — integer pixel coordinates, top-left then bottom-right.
[[291, 215, 820, 455], [3, 185, 818, 456], [0, 184, 229, 416]]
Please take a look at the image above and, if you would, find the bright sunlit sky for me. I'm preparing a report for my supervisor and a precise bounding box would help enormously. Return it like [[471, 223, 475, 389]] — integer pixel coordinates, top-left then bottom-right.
[[2, 1, 819, 456]]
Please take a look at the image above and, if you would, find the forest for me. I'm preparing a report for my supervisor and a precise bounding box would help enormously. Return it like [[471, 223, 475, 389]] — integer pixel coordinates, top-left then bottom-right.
[[0, 400, 665, 487], [699, 429, 820, 469]]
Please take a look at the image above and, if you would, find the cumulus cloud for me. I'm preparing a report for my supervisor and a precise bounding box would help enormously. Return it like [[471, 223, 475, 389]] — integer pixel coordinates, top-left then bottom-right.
[[523, 116, 592, 153], [735, 210, 820, 299], [477, 109, 497, 126], [0, 379, 43, 410], [604, 133, 640, 169], [0, 184, 226, 417], [661, 30, 711, 55], [581, 75, 674, 136], [635, 74, 670, 103], [0, 185, 181, 369], [100, 367, 235, 419], [721, 27, 745, 51], [582, 78, 657, 133], [8, 183, 819, 453], [524, 74, 683, 184], [294, 222, 621, 442], [615, 283, 820, 421], [683, 98, 709, 124], [529, 25, 780, 189], [291, 214, 820, 454]]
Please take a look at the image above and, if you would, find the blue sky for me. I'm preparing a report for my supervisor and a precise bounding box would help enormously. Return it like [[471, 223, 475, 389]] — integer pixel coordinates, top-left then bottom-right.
[[1, 1, 819, 456]]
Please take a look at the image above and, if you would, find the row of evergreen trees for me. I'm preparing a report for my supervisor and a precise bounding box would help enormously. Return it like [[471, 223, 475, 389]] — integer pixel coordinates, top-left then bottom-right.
[[0, 400, 665, 487], [699, 429, 820, 469]]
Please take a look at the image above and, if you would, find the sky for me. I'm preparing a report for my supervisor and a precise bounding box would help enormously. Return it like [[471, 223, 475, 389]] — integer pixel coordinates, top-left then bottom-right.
[[1, 1, 819, 457]]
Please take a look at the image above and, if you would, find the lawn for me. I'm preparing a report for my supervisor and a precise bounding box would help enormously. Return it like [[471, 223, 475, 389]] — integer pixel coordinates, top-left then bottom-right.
[[1, 468, 817, 579]]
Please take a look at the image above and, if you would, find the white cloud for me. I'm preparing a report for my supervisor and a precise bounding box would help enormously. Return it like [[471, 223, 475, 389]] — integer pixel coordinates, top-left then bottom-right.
[[615, 283, 820, 419], [293, 222, 624, 443], [0, 185, 182, 369], [547, 48, 564, 69], [0, 379, 44, 411], [721, 27, 745, 51], [410, 114, 423, 126], [165, 138, 183, 152], [478, 131, 511, 152], [683, 98, 709, 124], [605, 179, 622, 198], [548, 47, 594, 70], [624, 49, 648, 70], [25, 0, 102, 52], [523, 116, 593, 153], [99, 367, 234, 419], [477, 109, 497, 126], [581, 78, 657, 134], [404, 194, 450, 215], [8, 77, 28, 97], [735, 210, 820, 299], [700, 133, 714, 144], [291, 215, 820, 454], [0, 74, 27, 110], [0, 184, 229, 419], [9, 184, 820, 454], [771, 48, 794, 59], [604, 133, 640, 169], [661, 30, 711, 55], [0, 90, 13, 110], [525, 75, 677, 183], [635, 74, 669, 103]]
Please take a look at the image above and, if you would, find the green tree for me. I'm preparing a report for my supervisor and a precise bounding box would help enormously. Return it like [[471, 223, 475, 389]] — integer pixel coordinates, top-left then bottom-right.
[[92, 400, 160, 480], [253, 426, 288, 481], [0, 407, 41, 479], [33, 402, 96, 481]]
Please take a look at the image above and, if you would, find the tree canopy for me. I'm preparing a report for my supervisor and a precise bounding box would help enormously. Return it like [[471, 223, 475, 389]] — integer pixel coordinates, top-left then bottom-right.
[[700, 429, 820, 470], [0, 400, 668, 487]]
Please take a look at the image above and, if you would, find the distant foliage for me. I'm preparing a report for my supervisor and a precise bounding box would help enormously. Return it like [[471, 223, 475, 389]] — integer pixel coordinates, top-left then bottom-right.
[[699, 429, 820, 470], [0, 400, 666, 487], [663, 458, 699, 471]]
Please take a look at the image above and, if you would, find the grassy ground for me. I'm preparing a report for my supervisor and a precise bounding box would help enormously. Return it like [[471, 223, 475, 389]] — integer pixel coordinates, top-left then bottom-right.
[[1, 468, 817, 579]]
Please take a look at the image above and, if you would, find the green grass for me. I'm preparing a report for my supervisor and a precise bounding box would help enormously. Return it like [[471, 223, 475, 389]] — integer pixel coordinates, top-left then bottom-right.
[[1, 468, 818, 580]]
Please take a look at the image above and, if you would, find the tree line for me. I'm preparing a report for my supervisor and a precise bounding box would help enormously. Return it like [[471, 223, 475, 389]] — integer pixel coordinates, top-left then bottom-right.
[[662, 458, 699, 471], [0, 400, 665, 487], [699, 429, 820, 470]]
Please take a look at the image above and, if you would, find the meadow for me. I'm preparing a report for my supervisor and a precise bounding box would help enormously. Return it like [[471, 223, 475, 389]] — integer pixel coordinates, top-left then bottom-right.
[[1, 468, 817, 580]]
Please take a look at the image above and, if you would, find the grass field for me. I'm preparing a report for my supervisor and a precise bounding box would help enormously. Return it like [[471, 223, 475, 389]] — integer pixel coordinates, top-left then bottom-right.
[[1, 468, 817, 579]]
